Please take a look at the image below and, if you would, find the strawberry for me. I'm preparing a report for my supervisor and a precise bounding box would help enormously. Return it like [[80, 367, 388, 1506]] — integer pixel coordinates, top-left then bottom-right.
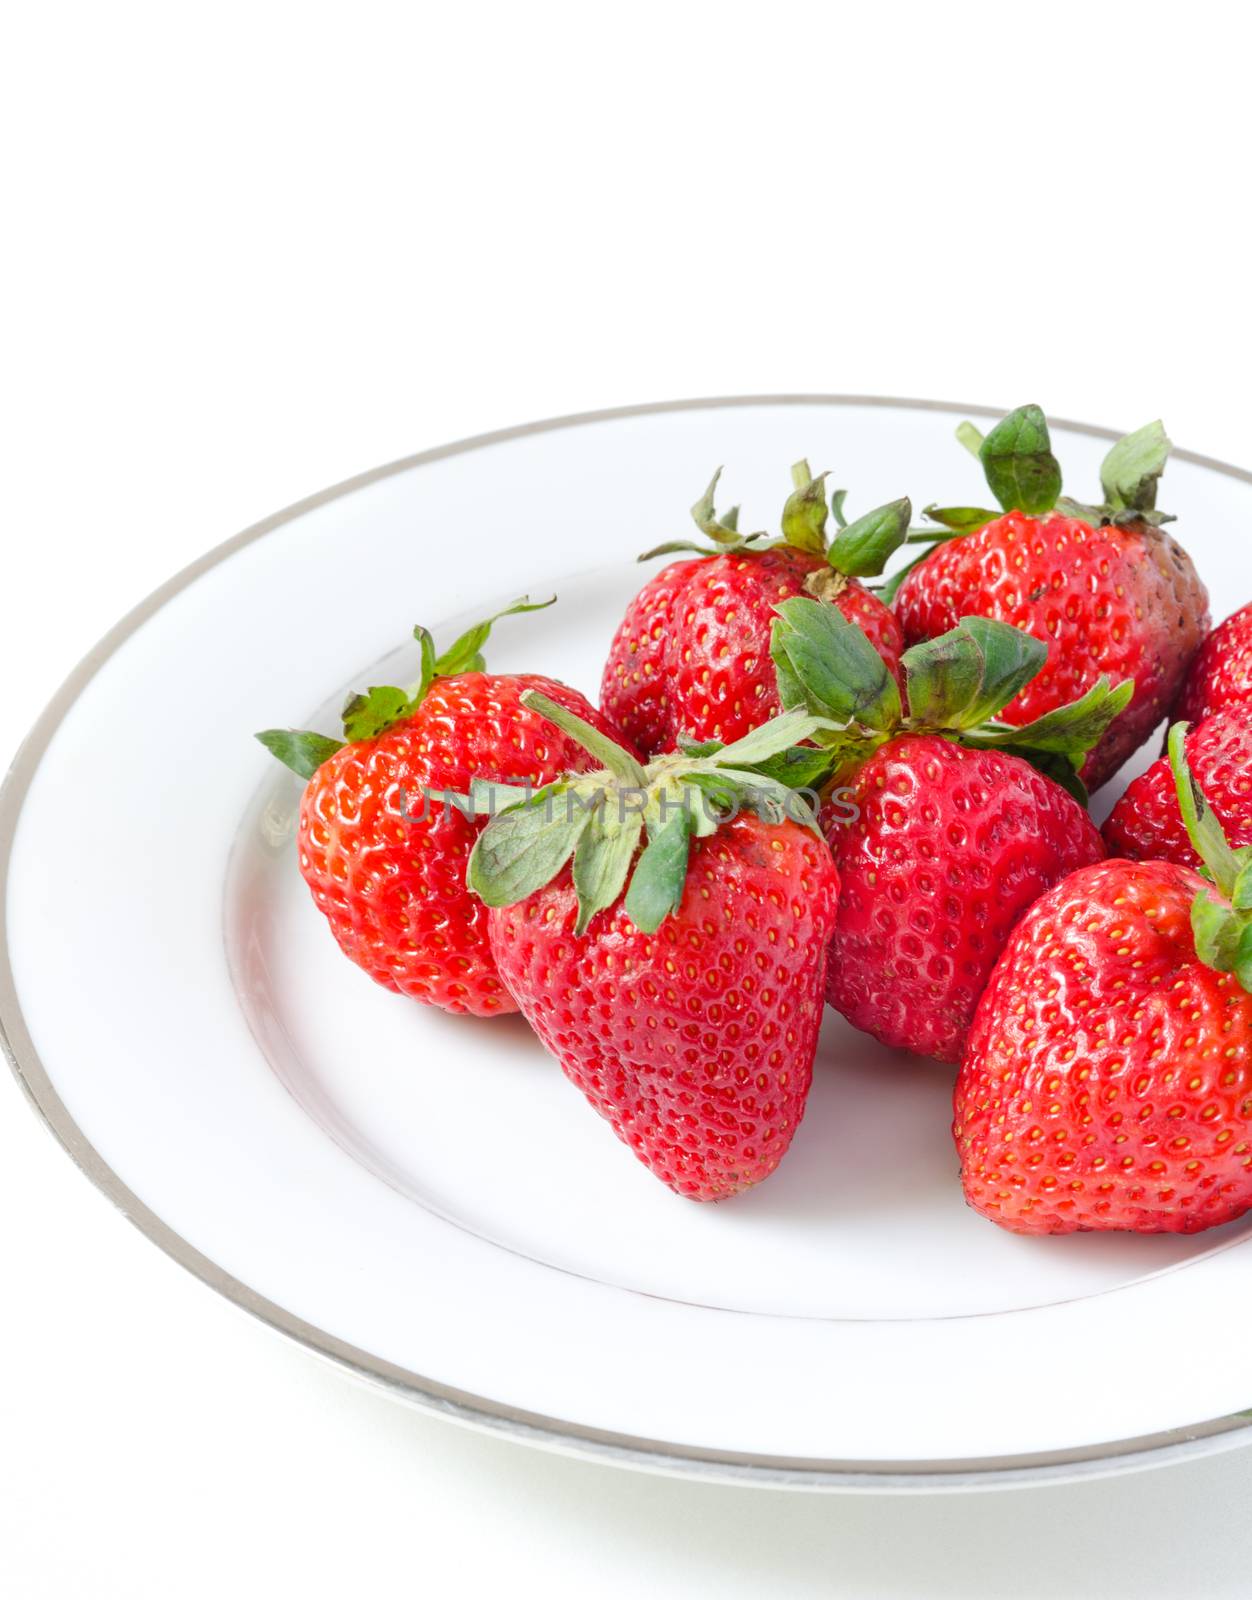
[[465, 699, 841, 1198], [893, 406, 1209, 790], [256, 599, 637, 1016], [827, 735, 1106, 1062], [955, 725, 1252, 1234], [1177, 601, 1252, 726], [770, 600, 1126, 1061], [600, 464, 908, 757], [1104, 709, 1252, 870]]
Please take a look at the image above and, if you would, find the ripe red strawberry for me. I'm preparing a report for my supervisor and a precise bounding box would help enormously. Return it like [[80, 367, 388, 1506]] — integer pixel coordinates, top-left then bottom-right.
[[1104, 709, 1252, 869], [467, 699, 841, 1198], [771, 600, 1127, 1061], [601, 464, 907, 757], [956, 727, 1252, 1233], [256, 599, 636, 1016], [1177, 601, 1252, 725], [827, 735, 1105, 1062], [894, 407, 1209, 790]]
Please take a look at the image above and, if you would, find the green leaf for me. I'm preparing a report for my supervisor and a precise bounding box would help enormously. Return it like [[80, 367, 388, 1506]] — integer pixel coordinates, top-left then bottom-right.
[[637, 539, 712, 561], [673, 773, 732, 835], [333, 600, 557, 747], [466, 789, 592, 908], [1235, 922, 1252, 995], [968, 677, 1134, 772], [736, 744, 836, 790], [690, 468, 749, 546], [830, 488, 849, 529], [1192, 890, 1241, 973], [956, 420, 985, 458], [464, 778, 543, 816], [255, 728, 345, 779], [422, 788, 477, 822], [770, 597, 902, 732], [827, 497, 913, 578], [901, 630, 983, 728], [341, 685, 415, 742], [979, 405, 1062, 515], [770, 635, 810, 712], [520, 690, 647, 784], [958, 617, 1049, 718], [713, 706, 840, 767], [922, 504, 1000, 533], [624, 810, 691, 933], [640, 471, 773, 560], [1232, 851, 1252, 913], [572, 806, 645, 934], [413, 626, 438, 703], [903, 617, 1047, 730], [781, 461, 830, 554], [703, 767, 822, 831], [963, 619, 1044, 718], [1100, 420, 1171, 514], [1168, 721, 1241, 899], [434, 595, 556, 677], [690, 468, 726, 535]]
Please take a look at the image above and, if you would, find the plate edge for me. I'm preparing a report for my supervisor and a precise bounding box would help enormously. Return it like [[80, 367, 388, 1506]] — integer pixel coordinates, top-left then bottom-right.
[[4, 392, 1252, 1491]]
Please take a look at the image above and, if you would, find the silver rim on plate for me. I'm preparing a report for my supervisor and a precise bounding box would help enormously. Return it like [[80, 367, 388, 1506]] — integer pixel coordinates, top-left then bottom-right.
[[4, 394, 1252, 1491]]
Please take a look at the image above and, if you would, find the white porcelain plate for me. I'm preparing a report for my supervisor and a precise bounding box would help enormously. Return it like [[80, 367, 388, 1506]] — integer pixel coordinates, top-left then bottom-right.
[[6, 397, 1252, 1492]]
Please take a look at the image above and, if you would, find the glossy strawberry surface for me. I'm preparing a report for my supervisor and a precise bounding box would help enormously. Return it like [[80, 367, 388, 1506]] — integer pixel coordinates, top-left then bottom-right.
[[601, 547, 903, 757], [486, 815, 840, 1199], [823, 735, 1105, 1063], [298, 674, 634, 1015], [1103, 709, 1252, 870], [956, 858, 1252, 1234], [895, 511, 1209, 789], [1177, 601, 1252, 726]]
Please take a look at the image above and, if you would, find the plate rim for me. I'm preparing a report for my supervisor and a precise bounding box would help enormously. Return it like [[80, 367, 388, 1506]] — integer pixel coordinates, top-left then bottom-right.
[[5, 392, 1252, 1491]]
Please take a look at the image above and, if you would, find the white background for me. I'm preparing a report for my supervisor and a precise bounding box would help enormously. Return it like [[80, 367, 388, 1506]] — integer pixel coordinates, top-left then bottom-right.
[[5, 3, 1252, 1595]]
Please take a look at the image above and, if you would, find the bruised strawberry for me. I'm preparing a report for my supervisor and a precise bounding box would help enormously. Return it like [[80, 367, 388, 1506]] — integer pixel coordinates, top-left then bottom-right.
[[256, 600, 637, 1016], [894, 408, 1209, 790], [956, 726, 1252, 1234], [771, 601, 1127, 1061], [466, 698, 840, 1198], [1177, 601, 1252, 726], [1104, 709, 1252, 870], [601, 464, 907, 757]]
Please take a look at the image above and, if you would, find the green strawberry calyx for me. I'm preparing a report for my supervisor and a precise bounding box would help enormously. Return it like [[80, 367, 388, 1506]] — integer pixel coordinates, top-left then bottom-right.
[[464, 692, 840, 935], [1167, 721, 1252, 991], [919, 407, 1175, 544], [637, 467, 772, 560], [1094, 419, 1174, 522], [254, 595, 556, 779], [638, 463, 913, 586], [770, 598, 1133, 803]]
